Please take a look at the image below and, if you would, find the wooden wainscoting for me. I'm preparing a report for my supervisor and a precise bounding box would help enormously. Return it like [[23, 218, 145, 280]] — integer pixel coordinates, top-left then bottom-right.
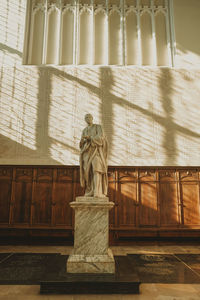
[[0, 166, 200, 242]]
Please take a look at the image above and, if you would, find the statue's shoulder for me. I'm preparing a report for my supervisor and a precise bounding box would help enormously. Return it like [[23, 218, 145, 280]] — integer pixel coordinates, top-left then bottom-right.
[[94, 124, 102, 128]]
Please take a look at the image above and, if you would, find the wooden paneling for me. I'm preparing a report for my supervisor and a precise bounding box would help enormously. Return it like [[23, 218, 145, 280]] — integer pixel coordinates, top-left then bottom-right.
[[139, 182, 158, 226], [32, 168, 53, 225], [139, 170, 157, 227], [11, 168, 33, 224], [0, 167, 12, 224], [181, 183, 200, 225], [118, 170, 137, 227], [53, 169, 73, 227], [108, 169, 117, 227], [180, 170, 200, 226], [119, 181, 137, 226], [159, 182, 179, 226], [12, 181, 32, 224], [1, 166, 200, 240], [159, 170, 179, 226]]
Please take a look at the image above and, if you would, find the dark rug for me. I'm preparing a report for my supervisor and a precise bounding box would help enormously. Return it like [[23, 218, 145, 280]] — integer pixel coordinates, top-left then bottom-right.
[[0, 253, 200, 285]]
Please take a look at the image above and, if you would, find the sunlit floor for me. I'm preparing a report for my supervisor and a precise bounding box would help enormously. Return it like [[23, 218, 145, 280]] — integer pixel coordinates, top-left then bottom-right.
[[0, 244, 200, 300]]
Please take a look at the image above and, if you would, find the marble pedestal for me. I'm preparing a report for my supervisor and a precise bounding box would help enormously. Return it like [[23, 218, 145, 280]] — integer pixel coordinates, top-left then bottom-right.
[[67, 196, 115, 274]]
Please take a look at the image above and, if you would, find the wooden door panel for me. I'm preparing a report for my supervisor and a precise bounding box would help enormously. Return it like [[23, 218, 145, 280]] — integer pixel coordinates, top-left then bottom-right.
[[139, 182, 157, 226], [54, 182, 73, 226], [32, 182, 52, 225], [159, 183, 179, 226], [119, 182, 137, 226], [12, 182, 32, 224], [0, 181, 12, 224], [181, 183, 200, 225]]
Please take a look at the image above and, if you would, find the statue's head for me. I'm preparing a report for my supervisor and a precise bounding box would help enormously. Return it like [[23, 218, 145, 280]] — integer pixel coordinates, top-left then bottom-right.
[[85, 113, 93, 125]]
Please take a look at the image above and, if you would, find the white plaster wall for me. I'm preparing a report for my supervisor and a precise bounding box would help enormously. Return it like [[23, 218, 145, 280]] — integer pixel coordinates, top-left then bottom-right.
[[0, 0, 26, 66], [1, 65, 200, 166], [0, 1, 200, 166], [173, 0, 200, 68]]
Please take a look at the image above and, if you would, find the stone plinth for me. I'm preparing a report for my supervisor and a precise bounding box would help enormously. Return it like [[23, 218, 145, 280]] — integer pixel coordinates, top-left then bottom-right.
[[67, 196, 115, 273]]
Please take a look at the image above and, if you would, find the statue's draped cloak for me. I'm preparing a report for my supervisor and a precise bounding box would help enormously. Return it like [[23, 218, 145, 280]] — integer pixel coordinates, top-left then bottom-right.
[[80, 124, 108, 195]]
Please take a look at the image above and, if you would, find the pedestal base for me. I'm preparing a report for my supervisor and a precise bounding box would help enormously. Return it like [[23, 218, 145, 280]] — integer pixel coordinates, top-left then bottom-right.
[[41, 255, 141, 294], [67, 248, 115, 274], [66, 196, 115, 274]]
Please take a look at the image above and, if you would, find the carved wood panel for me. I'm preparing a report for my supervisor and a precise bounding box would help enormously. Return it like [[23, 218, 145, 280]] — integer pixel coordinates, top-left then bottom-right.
[[12, 181, 32, 224], [53, 168, 74, 227], [181, 183, 200, 225], [119, 181, 137, 226], [0, 166, 200, 239], [108, 169, 117, 227], [0, 180, 12, 224], [53, 181, 73, 226], [118, 170, 138, 227], [139, 182, 158, 226], [159, 182, 179, 226], [31, 168, 53, 225], [32, 181, 52, 225], [0, 167, 12, 224], [159, 170, 179, 226]]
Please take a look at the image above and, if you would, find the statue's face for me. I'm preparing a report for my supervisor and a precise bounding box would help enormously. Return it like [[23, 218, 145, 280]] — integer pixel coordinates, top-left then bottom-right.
[[85, 114, 93, 125]]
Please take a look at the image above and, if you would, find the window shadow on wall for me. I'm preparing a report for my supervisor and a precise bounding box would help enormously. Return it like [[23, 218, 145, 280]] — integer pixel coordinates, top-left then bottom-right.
[[36, 66, 200, 166], [36, 67, 81, 164], [159, 68, 177, 165], [0, 43, 22, 58], [1, 60, 200, 165]]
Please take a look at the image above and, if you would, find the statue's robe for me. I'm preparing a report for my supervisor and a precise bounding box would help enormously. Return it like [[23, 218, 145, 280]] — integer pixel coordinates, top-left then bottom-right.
[[80, 124, 108, 197]]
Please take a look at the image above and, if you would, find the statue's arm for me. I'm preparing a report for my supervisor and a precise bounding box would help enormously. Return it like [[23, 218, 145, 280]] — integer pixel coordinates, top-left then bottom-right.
[[91, 125, 104, 146], [79, 130, 85, 148], [80, 129, 91, 148]]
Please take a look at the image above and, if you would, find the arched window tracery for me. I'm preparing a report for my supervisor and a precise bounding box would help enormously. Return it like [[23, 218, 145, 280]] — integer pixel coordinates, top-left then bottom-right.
[[25, 0, 174, 66]]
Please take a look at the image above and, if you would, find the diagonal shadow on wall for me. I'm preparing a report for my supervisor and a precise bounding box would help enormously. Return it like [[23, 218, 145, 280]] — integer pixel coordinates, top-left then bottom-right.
[[46, 66, 200, 166], [159, 68, 177, 165]]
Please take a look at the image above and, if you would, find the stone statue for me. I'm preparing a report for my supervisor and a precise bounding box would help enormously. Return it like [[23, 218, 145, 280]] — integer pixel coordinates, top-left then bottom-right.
[[79, 114, 108, 197]]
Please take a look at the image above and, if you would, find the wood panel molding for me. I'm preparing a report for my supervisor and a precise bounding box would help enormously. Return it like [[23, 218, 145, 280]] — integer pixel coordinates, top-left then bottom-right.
[[1, 166, 200, 240]]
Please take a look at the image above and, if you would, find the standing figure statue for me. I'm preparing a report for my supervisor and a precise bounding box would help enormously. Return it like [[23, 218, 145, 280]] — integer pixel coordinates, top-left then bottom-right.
[[80, 114, 108, 197]]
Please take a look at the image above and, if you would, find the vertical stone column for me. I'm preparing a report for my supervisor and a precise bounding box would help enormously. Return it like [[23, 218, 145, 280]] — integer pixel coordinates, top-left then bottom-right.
[[67, 196, 115, 274]]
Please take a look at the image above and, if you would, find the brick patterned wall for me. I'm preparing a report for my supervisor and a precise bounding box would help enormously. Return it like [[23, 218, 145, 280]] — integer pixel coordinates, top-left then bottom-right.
[[0, 66, 200, 166], [0, 0, 200, 166]]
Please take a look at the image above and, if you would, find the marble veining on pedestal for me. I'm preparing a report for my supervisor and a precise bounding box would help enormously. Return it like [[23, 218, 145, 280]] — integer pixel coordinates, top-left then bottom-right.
[[67, 196, 115, 274]]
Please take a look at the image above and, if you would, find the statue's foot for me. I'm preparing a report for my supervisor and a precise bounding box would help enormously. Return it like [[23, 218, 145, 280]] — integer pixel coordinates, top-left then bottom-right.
[[84, 191, 93, 197], [94, 193, 106, 198]]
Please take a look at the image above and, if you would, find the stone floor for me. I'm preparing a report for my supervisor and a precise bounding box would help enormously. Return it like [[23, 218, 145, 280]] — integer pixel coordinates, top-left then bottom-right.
[[0, 243, 200, 299]]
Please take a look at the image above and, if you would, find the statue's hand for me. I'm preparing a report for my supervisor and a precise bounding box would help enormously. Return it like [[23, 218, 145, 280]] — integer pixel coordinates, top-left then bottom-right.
[[83, 135, 91, 141]]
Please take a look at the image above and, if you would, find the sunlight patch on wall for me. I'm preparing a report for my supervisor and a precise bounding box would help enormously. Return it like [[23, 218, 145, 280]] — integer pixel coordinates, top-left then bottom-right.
[[176, 47, 200, 68], [0, 66, 38, 157], [48, 69, 77, 164], [75, 68, 101, 128], [0, 0, 26, 65], [0, 66, 200, 166], [48, 68, 101, 164]]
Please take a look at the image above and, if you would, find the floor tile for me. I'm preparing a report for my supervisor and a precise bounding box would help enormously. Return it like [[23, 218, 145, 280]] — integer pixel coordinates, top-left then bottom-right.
[[0, 285, 73, 300], [175, 254, 200, 277], [0, 253, 64, 284], [127, 254, 200, 283], [0, 253, 13, 264]]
